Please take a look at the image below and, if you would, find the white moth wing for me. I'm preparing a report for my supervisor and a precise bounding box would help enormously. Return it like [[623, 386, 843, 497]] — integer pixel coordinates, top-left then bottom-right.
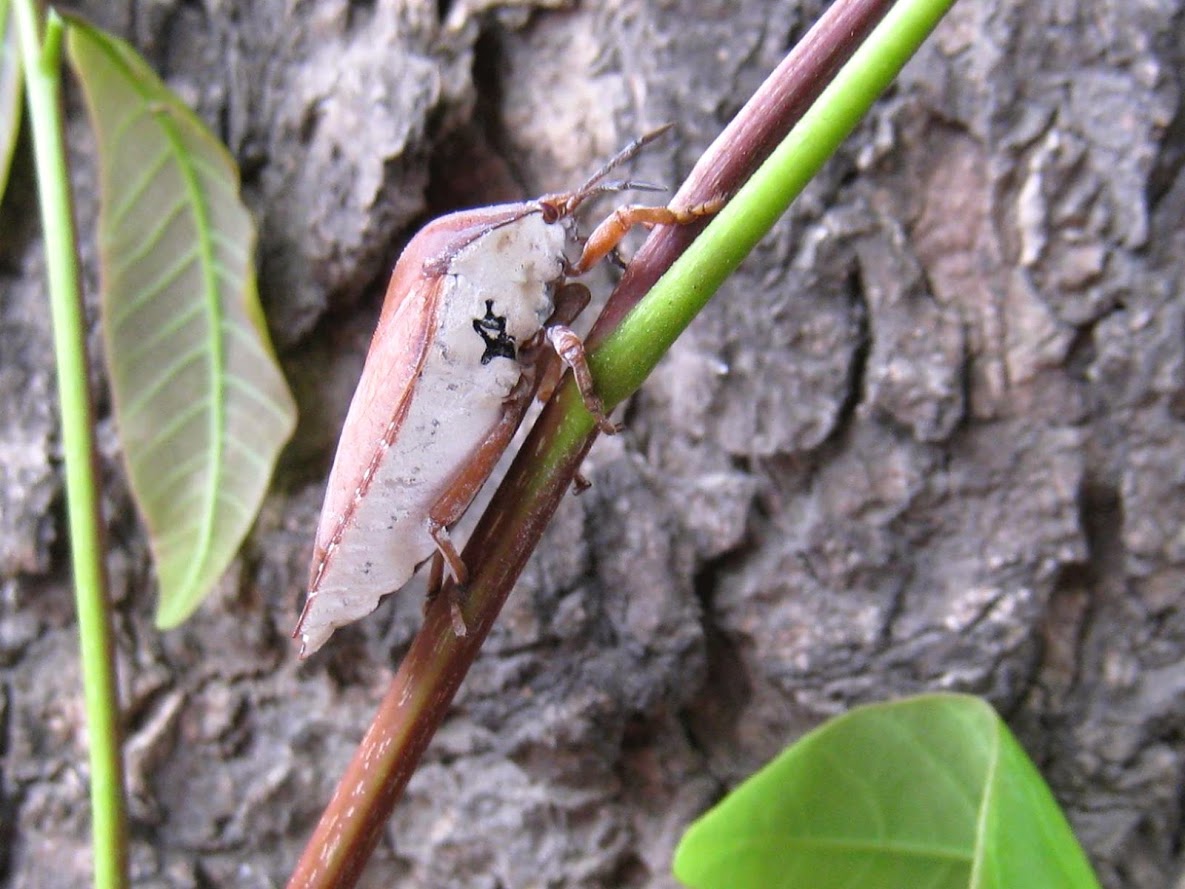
[[297, 208, 570, 654], [296, 267, 444, 654]]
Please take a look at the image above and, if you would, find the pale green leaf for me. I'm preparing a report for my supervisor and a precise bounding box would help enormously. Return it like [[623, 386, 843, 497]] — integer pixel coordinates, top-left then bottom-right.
[[66, 20, 297, 628], [673, 694, 1101, 889], [0, 0, 21, 203]]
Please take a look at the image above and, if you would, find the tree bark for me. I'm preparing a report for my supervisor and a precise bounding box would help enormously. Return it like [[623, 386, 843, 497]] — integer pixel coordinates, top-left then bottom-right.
[[2, 1, 1183, 886]]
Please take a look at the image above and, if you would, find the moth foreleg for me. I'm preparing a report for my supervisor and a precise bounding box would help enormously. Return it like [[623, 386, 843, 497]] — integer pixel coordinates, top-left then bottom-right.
[[572, 196, 725, 274]]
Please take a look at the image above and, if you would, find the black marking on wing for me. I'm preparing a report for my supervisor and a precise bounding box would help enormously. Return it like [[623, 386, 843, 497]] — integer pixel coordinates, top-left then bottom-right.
[[473, 299, 517, 364]]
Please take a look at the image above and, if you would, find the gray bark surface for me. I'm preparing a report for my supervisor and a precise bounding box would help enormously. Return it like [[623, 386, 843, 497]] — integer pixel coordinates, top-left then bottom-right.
[[2, 0, 1184, 886]]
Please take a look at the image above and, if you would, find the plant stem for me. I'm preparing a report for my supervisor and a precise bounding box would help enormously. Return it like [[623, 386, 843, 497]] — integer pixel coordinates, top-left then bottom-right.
[[592, 0, 957, 403], [288, 0, 954, 885], [584, 0, 896, 346], [12, 3, 128, 887]]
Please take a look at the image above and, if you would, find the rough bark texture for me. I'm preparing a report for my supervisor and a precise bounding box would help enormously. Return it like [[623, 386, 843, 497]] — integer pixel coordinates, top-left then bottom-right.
[[2, 0, 1184, 886]]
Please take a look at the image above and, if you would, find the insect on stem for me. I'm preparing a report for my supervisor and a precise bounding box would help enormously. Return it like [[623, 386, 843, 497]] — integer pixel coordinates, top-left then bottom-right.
[[294, 124, 717, 656]]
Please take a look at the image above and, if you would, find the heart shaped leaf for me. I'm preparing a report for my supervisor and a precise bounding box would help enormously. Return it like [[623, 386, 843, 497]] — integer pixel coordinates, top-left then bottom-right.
[[67, 20, 297, 627], [673, 694, 1101, 889]]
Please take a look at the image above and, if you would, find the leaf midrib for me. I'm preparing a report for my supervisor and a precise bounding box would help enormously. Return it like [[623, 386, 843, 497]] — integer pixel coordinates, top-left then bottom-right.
[[89, 35, 227, 602]]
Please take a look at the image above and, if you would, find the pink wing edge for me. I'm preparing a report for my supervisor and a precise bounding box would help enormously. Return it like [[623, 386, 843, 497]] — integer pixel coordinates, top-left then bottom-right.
[[293, 273, 444, 644]]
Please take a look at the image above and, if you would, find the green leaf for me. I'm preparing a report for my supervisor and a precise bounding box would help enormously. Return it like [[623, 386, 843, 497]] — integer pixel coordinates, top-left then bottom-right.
[[0, 0, 22, 203], [66, 20, 297, 628], [673, 694, 1101, 889]]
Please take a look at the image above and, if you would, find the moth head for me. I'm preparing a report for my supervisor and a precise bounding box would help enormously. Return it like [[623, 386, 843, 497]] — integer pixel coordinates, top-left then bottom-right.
[[538, 198, 565, 225]]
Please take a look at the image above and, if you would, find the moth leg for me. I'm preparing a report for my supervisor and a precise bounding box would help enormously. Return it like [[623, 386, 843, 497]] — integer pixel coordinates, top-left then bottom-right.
[[422, 392, 534, 637], [550, 281, 593, 326], [546, 325, 622, 435], [426, 520, 471, 637], [573, 196, 725, 274], [536, 283, 618, 434], [536, 283, 592, 404], [427, 520, 469, 587], [422, 551, 466, 637], [424, 550, 445, 604], [446, 591, 467, 638]]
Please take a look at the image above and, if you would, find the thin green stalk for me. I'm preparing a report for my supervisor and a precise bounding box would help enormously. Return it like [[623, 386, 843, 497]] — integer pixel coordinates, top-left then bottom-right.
[[12, 2, 128, 886]]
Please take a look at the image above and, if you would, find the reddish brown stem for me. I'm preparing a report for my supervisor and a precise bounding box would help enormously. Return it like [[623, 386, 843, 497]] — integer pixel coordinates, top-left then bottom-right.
[[286, 1, 894, 885]]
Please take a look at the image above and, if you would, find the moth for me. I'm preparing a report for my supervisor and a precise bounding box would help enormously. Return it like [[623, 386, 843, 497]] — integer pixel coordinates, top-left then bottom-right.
[[295, 129, 715, 656]]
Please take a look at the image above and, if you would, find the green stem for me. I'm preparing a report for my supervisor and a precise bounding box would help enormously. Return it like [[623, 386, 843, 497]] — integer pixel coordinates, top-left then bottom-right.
[[12, 3, 128, 887]]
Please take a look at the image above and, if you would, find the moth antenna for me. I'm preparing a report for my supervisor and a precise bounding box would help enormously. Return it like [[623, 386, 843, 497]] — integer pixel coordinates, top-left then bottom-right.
[[541, 124, 674, 219], [557, 180, 668, 213], [575, 124, 673, 192], [593, 179, 669, 195]]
